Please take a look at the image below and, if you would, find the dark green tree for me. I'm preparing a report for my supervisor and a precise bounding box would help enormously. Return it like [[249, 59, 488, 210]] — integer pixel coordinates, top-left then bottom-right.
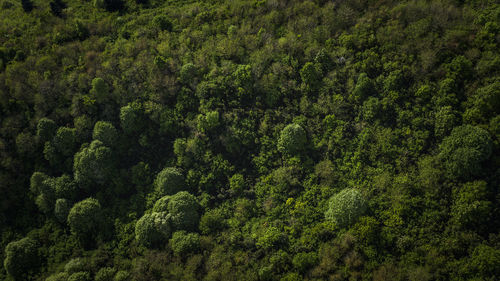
[[325, 188, 366, 228], [67, 198, 103, 240], [277, 124, 307, 156], [92, 121, 118, 147], [74, 140, 114, 189], [439, 125, 492, 179], [3, 237, 39, 279], [154, 167, 184, 196]]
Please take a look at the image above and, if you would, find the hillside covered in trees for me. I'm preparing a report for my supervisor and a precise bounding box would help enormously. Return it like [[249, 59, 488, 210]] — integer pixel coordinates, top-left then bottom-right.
[[1, 0, 499, 280]]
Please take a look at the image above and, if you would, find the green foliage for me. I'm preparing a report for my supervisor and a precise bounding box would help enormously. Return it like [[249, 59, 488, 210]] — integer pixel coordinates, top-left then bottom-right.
[[135, 212, 172, 248], [169, 231, 200, 256], [439, 125, 492, 179], [450, 181, 492, 229], [37, 118, 57, 142], [229, 173, 245, 194], [197, 111, 220, 133], [292, 252, 318, 274], [352, 73, 375, 102], [3, 237, 39, 279], [469, 244, 500, 278], [152, 15, 173, 31], [300, 62, 321, 89], [325, 188, 366, 228], [120, 104, 144, 135], [74, 140, 114, 188], [64, 258, 86, 274], [54, 198, 70, 223], [1, 1, 500, 280], [154, 167, 184, 196], [168, 191, 200, 231], [92, 121, 118, 147], [45, 272, 70, 281], [179, 63, 197, 84], [95, 267, 116, 281], [90, 78, 109, 103], [67, 198, 103, 239], [255, 226, 287, 250], [68, 272, 91, 281], [114, 271, 130, 281], [199, 208, 226, 234], [277, 124, 307, 156]]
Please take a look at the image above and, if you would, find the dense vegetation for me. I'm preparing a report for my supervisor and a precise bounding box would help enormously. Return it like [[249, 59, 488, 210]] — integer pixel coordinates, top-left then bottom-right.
[[1, 0, 499, 280]]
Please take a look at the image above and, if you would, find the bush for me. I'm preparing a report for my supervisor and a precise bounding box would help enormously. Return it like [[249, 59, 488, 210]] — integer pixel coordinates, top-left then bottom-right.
[[45, 272, 70, 281], [439, 125, 492, 179], [135, 212, 172, 248], [95, 267, 116, 281], [325, 188, 366, 228], [55, 198, 70, 223], [67, 198, 103, 239], [292, 252, 318, 274], [199, 208, 226, 234], [93, 121, 118, 147], [168, 191, 200, 231], [154, 167, 184, 196], [74, 140, 114, 188], [37, 118, 57, 142], [120, 104, 144, 135], [68, 272, 91, 281], [169, 231, 200, 256], [3, 237, 39, 279], [152, 15, 173, 31], [277, 124, 307, 156]]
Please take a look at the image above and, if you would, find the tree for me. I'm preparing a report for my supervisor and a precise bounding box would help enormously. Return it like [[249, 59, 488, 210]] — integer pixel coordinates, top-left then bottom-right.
[[68, 272, 91, 281], [277, 124, 307, 156], [434, 106, 458, 139], [89, 77, 108, 103], [168, 191, 199, 231], [3, 237, 39, 279], [74, 140, 114, 189], [135, 212, 172, 248], [179, 63, 197, 84], [199, 208, 226, 234], [197, 111, 220, 133], [152, 15, 173, 31], [36, 117, 57, 142], [439, 125, 492, 180], [352, 73, 375, 102], [325, 188, 366, 228], [95, 267, 116, 281], [55, 198, 70, 223], [169, 231, 200, 256], [120, 104, 144, 135], [92, 121, 118, 147], [450, 181, 492, 230], [44, 127, 77, 167], [292, 252, 318, 274], [154, 167, 184, 196], [300, 62, 321, 89], [67, 198, 103, 239]]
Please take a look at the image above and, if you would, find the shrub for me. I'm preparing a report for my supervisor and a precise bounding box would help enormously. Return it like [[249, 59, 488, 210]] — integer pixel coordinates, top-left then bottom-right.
[[169, 231, 200, 256], [92, 121, 118, 147], [67, 198, 103, 239], [277, 124, 307, 156], [3, 237, 39, 279], [439, 125, 492, 179], [325, 188, 366, 228], [154, 167, 184, 196]]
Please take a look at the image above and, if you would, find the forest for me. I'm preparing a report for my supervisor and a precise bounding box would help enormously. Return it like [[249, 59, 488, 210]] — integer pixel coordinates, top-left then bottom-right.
[[0, 0, 499, 280]]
